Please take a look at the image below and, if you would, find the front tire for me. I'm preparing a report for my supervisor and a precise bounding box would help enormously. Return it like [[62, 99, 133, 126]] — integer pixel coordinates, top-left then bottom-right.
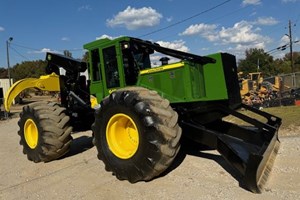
[[92, 87, 182, 183], [18, 102, 73, 162]]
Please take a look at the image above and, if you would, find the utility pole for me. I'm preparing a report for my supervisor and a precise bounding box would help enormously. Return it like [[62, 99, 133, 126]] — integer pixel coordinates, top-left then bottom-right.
[[285, 20, 296, 88], [6, 37, 13, 87], [287, 20, 294, 73]]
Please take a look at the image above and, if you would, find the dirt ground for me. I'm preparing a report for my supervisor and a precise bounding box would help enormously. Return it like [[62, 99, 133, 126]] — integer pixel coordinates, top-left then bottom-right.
[[0, 110, 300, 199]]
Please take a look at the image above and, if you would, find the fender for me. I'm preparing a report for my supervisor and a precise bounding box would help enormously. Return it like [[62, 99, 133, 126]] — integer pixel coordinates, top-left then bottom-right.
[[4, 73, 60, 112]]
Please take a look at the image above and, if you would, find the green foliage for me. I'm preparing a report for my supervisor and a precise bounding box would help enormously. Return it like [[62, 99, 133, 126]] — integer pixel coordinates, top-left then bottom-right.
[[283, 52, 300, 72], [82, 51, 89, 62], [11, 60, 47, 81], [238, 48, 300, 76], [273, 59, 291, 74], [238, 48, 274, 76], [0, 68, 8, 78]]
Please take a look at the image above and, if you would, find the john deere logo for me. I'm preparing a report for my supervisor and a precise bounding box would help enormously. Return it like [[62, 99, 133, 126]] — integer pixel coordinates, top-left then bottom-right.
[[47, 54, 52, 60], [109, 89, 117, 94]]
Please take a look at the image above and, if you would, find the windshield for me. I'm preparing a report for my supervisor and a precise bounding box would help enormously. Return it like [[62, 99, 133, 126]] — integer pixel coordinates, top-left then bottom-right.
[[132, 52, 151, 70]]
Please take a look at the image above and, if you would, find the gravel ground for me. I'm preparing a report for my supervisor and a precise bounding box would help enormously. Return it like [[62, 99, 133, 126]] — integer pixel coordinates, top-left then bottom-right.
[[0, 117, 299, 200]]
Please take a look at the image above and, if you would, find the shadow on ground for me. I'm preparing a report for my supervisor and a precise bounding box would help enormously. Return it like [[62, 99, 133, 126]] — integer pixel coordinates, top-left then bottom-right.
[[59, 134, 248, 191], [159, 137, 247, 191], [61, 135, 94, 159]]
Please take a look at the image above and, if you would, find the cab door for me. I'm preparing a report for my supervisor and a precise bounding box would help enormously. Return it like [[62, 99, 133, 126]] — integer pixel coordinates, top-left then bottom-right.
[[101, 45, 127, 96], [89, 48, 104, 102]]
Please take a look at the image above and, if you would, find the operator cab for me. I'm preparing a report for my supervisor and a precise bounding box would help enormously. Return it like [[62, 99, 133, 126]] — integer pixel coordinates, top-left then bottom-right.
[[84, 37, 154, 101], [84, 36, 215, 103], [121, 40, 152, 85]]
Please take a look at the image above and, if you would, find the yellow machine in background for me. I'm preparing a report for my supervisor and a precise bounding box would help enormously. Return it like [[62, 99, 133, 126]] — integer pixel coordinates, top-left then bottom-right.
[[239, 71, 293, 107], [239, 72, 263, 96]]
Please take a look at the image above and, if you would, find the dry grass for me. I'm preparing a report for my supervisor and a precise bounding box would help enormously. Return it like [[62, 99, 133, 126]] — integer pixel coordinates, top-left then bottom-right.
[[224, 105, 300, 137]]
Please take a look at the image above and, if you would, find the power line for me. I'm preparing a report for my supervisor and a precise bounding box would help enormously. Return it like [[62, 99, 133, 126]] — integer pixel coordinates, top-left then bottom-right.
[[294, 13, 300, 24], [156, 2, 252, 42], [266, 43, 289, 54], [11, 42, 84, 52], [64, 48, 85, 52], [266, 13, 299, 55], [266, 40, 300, 56], [9, 46, 30, 61], [10, 42, 40, 51], [138, 0, 231, 38]]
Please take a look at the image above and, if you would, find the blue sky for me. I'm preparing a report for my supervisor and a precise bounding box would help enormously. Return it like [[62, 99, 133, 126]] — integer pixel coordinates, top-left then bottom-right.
[[0, 0, 300, 68]]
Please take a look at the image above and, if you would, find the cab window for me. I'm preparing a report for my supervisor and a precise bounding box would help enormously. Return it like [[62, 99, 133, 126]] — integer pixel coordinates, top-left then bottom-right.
[[91, 49, 101, 81], [103, 46, 120, 88]]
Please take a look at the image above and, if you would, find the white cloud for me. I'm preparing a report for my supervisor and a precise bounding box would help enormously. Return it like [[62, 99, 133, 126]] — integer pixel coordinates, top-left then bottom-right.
[[106, 6, 162, 30], [254, 17, 279, 26], [61, 37, 70, 41], [180, 21, 271, 45], [218, 21, 271, 59], [180, 23, 217, 35], [150, 53, 180, 67], [29, 48, 60, 54], [156, 40, 189, 52], [0, 26, 5, 31], [219, 21, 270, 44], [281, 0, 299, 3], [95, 34, 123, 40], [280, 35, 290, 46], [242, 0, 261, 6], [201, 47, 210, 51], [150, 40, 189, 66], [250, 11, 257, 16], [180, 23, 218, 41], [181, 21, 271, 45], [166, 16, 173, 22], [234, 42, 265, 52], [78, 5, 92, 11], [181, 20, 272, 59]]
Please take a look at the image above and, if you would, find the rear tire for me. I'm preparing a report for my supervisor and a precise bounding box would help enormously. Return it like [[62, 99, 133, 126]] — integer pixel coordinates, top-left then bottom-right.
[[92, 87, 182, 183], [18, 102, 73, 162]]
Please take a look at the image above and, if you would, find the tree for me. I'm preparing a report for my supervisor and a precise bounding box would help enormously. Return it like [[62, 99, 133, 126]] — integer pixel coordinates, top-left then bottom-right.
[[273, 58, 291, 74], [0, 68, 8, 78], [11, 60, 47, 82], [283, 52, 300, 73], [82, 51, 89, 62], [238, 48, 275, 76], [295, 54, 300, 72]]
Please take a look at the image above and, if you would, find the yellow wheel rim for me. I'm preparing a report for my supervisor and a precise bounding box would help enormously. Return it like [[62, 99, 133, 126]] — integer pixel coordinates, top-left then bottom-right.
[[24, 119, 39, 149], [106, 113, 139, 159]]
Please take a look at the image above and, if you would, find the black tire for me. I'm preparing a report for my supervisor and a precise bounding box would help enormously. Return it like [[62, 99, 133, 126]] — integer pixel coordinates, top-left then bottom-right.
[[92, 87, 182, 183], [18, 102, 73, 162]]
